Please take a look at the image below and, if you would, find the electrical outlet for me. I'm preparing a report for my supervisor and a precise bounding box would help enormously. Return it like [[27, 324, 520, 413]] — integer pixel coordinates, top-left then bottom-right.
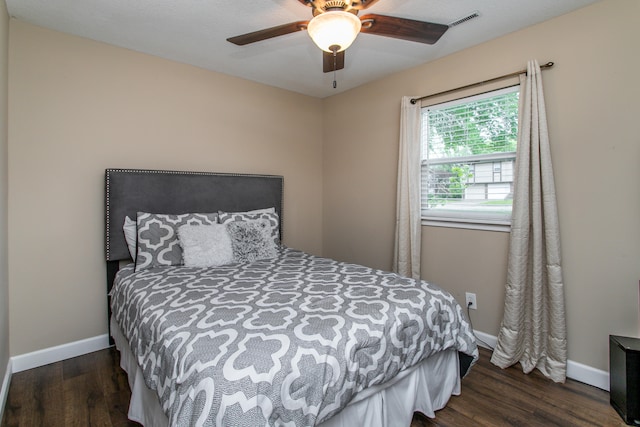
[[465, 292, 477, 310]]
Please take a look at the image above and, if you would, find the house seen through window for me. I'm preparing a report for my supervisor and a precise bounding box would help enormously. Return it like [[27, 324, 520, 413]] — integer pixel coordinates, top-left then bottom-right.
[[420, 85, 519, 227]]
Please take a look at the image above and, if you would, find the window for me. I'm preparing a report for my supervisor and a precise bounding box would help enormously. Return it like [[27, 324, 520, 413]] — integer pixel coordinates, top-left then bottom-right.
[[420, 86, 519, 228]]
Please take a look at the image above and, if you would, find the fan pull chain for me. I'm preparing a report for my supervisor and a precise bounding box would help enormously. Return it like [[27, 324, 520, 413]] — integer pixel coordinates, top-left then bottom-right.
[[330, 45, 339, 89], [333, 55, 337, 89]]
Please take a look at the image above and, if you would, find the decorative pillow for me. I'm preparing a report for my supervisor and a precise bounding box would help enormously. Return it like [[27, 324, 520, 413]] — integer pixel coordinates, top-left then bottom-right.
[[218, 208, 280, 247], [233, 207, 276, 215], [177, 224, 234, 268], [135, 212, 218, 271], [226, 219, 278, 263], [123, 216, 137, 260]]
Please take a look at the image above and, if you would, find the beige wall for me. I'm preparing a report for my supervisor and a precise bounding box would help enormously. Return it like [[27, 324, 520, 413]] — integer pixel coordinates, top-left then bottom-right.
[[7, 21, 324, 355], [0, 0, 9, 385], [323, 0, 640, 372]]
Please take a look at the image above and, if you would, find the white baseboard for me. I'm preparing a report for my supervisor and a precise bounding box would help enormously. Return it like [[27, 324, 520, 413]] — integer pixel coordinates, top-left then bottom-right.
[[0, 358, 12, 422], [11, 334, 110, 373], [474, 330, 609, 391], [475, 330, 497, 349], [567, 358, 609, 391]]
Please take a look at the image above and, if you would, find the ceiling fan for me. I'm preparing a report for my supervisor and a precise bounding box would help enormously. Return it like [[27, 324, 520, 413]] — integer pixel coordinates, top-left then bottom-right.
[[227, 0, 449, 74]]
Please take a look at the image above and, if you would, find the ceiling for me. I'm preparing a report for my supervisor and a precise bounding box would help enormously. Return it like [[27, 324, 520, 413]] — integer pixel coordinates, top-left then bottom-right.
[[6, 0, 600, 98]]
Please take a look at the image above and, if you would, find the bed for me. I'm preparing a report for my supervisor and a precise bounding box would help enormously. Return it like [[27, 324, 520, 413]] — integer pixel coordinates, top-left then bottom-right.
[[105, 168, 478, 427]]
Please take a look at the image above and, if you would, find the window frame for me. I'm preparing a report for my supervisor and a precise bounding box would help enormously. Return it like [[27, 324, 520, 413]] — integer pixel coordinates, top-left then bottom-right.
[[419, 84, 520, 232]]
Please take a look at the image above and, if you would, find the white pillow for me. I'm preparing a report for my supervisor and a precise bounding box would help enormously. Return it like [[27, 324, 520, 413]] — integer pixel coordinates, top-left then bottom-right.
[[123, 216, 137, 260], [219, 207, 275, 215], [177, 224, 234, 268], [243, 207, 275, 214]]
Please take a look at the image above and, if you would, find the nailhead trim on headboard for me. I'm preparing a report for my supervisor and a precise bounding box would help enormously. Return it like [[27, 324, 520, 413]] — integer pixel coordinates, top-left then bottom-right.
[[105, 168, 284, 261]]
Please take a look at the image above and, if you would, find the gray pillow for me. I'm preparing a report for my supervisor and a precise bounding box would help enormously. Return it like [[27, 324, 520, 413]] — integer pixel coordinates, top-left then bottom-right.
[[135, 212, 218, 271], [218, 209, 280, 247], [177, 224, 234, 268], [226, 219, 278, 263]]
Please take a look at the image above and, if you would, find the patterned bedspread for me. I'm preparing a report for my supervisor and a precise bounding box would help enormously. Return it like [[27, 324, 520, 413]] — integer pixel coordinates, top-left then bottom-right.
[[111, 248, 478, 426]]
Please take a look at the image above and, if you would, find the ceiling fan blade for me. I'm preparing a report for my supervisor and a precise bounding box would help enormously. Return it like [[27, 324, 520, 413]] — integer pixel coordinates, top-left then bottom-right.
[[359, 14, 448, 44], [323, 50, 345, 73], [227, 21, 309, 46], [297, 0, 381, 14]]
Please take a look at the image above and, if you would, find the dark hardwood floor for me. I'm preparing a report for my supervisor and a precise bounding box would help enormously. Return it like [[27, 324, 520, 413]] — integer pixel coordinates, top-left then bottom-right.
[[1, 347, 135, 427], [415, 348, 624, 427], [1, 346, 625, 426]]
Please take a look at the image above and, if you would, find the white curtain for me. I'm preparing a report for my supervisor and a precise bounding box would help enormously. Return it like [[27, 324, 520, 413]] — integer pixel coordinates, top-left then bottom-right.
[[393, 96, 422, 280], [491, 60, 567, 382]]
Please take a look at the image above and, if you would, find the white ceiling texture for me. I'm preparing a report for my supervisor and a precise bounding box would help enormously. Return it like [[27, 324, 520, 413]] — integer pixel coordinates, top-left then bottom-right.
[[6, 0, 600, 98]]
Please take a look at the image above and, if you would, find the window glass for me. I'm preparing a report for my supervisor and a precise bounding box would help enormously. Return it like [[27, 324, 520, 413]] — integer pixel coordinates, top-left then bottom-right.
[[421, 86, 519, 226]]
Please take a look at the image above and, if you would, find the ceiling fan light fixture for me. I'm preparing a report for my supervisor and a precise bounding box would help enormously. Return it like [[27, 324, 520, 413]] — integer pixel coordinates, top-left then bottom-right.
[[307, 10, 362, 53]]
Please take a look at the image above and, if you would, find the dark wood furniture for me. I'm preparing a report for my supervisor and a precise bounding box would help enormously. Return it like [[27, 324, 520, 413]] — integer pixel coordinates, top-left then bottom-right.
[[610, 334, 640, 425]]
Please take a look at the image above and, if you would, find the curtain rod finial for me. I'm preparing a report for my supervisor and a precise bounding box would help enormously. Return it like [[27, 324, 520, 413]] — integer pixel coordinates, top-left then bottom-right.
[[410, 98, 417, 104]]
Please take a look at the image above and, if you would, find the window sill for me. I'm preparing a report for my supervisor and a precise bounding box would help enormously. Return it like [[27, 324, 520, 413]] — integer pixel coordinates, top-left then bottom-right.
[[421, 219, 511, 233]]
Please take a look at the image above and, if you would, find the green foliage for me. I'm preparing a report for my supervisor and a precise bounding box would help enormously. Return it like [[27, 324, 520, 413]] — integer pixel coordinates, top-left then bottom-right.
[[449, 165, 473, 198], [425, 90, 519, 206], [427, 91, 519, 158], [426, 164, 473, 207]]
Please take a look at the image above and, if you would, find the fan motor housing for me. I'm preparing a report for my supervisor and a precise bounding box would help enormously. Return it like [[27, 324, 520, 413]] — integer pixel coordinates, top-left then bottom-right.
[[305, 0, 370, 16]]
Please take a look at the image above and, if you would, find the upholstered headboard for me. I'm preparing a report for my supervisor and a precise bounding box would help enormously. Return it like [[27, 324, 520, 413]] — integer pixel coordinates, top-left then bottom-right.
[[105, 168, 284, 262]]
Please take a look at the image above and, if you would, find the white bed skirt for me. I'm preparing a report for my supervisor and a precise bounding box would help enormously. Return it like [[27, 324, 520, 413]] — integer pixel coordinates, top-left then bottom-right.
[[110, 317, 461, 427]]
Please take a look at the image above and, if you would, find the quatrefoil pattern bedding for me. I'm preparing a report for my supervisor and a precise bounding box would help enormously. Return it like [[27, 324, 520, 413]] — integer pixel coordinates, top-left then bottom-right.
[[135, 212, 219, 271], [111, 248, 478, 427]]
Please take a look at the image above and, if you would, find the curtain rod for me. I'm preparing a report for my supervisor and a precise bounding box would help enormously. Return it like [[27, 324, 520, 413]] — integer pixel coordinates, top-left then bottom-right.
[[410, 61, 554, 104]]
